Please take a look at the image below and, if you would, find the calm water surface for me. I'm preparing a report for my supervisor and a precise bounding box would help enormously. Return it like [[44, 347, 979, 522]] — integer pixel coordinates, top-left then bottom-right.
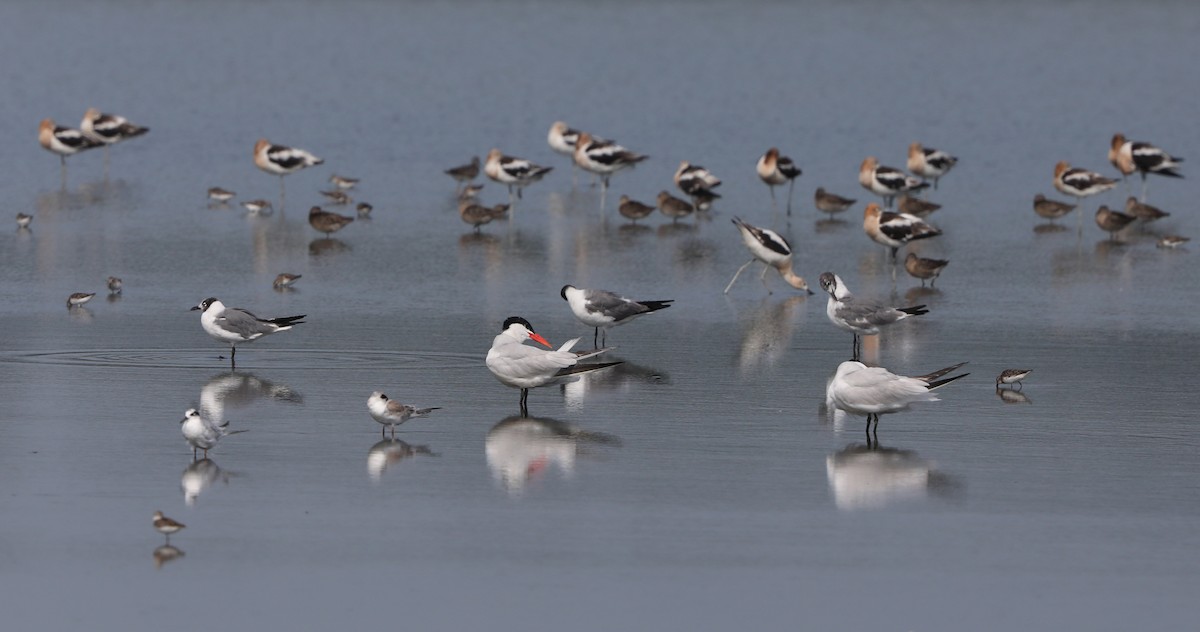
[[1, 1, 1199, 630]]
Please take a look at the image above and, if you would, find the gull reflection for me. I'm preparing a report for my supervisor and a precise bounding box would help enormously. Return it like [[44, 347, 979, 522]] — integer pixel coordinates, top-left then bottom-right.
[[152, 545, 185, 569], [367, 439, 438, 483], [826, 443, 959, 510], [200, 371, 301, 424], [561, 356, 667, 410], [996, 387, 1032, 404], [736, 296, 807, 375], [486, 415, 621, 496], [181, 457, 233, 506]]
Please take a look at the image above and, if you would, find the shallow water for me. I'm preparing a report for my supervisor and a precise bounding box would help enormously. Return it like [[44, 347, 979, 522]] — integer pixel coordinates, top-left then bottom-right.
[[2, 1, 1199, 629]]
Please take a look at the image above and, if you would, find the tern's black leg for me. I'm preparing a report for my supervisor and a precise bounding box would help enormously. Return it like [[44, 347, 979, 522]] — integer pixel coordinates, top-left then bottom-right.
[[519, 389, 529, 417], [593, 327, 599, 349]]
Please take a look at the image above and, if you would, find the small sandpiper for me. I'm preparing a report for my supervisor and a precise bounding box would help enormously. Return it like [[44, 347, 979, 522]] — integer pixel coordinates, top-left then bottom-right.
[[207, 187, 235, 203], [273, 273, 302, 289], [320, 189, 352, 205], [67, 292, 95, 307], [1157, 235, 1190, 249], [16, 213, 32, 229], [107, 276, 123, 294], [241, 199, 273, 214], [356, 202, 373, 217], [329, 174, 359, 190], [152, 510, 186, 543], [996, 369, 1032, 389]]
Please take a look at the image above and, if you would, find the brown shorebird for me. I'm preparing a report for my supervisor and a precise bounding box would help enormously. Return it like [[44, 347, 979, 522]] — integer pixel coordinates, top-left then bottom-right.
[[656, 191, 693, 223], [814, 187, 856, 216], [1095, 205, 1136, 239], [308, 206, 354, 236], [903, 253, 949, 287], [1033, 193, 1075, 221], [617, 195, 655, 223]]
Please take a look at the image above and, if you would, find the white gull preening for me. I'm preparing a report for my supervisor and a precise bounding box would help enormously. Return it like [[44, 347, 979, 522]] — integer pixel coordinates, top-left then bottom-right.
[[818, 272, 928, 360]]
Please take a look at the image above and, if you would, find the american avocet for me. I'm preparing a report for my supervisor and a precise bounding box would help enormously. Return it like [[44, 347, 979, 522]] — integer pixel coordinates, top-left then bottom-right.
[[367, 392, 440, 438], [39, 119, 100, 181], [1032, 193, 1076, 221], [329, 174, 359, 190], [1054, 161, 1117, 203], [906, 143, 957, 190], [996, 369, 1032, 389], [1094, 205, 1136, 240], [903, 253, 949, 287], [818, 272, 928, 360], [485, 317, 620, 416], [814, 187, 856, 217], [459, 200, 509, 232], [618, 195, 655, 223], [548, 121, 585, 183], [657, 191, 693, 222], [273, 273, 301, 289], [573, 132, 648, 201], [561, 285, 673, 347], [319, 189, 352, 205], [485, 148, 553, 204], [757, 148, 802, 214], [897, 194, 940, 217], [1124, 196, 1168, 222], [863, 202, 941, 261], [445, 157, 480, 191], [16, 213, 32, 229], [308, 206, 354, 236], [207, 187, 235, 203], [1110, 133, 1183, 200], [725, 217, 813, 295], [827, 360, 968, 441], [859, 157, 928, 208], [675, 161, 721, 195], [253, 138, 323, 199], [1157, 235, 1190, 249], [80, 108, 148, 158]]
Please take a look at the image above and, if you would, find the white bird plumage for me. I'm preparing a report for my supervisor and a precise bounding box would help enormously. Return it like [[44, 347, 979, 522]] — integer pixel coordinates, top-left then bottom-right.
[[827, 360, 968, 442], [485, 317, 618, 415]]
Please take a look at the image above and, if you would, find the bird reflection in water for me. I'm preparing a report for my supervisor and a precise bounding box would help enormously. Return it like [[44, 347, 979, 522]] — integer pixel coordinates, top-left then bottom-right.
[[735, 296, 807, 376], [181, 458, 233, 506], [153, 545, 185, 569], [200, 371, 301, 425], [486, 415, 621, 495], [826, 442, 960, 511], [309, 237, 351, 256], [67, 306, 94, 323], [367, 439, 438, 483], [561, 356, 667, 410], [996, 387, 1032, 404]]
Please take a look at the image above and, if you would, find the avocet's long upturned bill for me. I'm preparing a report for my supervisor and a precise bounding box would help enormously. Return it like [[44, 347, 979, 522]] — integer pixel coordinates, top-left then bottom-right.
[[726, 217, 813, 295], [485, 317, 620, 415], [757, 147, 802, 214], [191, 298, 305, 368], [572, 132, 648, 195], [827, 360, 968, 440], [485, 148, 552, 204], [819, 272, 928, 360], [254, 138, 323, 198], [81, 108, 149, 146], [859, 156, 928, 207], [367, 392, 441, 438], [179, 407, 247, 459], [561, 285, 674, 347], [906, 142, 957, 190], [863, 203, 941, 261]]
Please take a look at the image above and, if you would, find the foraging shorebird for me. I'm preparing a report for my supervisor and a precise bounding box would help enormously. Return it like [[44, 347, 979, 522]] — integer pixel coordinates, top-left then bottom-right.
[[757, 147, 802, 214], [367, 392, 440, 438], [814, 187, 856, 216], [308, 206, 354, 236], [444, 157, 480, 191], [859, 156, 928, 207], [906, 142, 957, 189], [1157, 235, 1190, 249], [903, 254, 949, 287], [485, 148, 553, 204], [67, 292, 95, 307], [39, 119, 100, 181], [273, 273, 301, 289], [656, 191, 694, 223], [329, 173, 359, 190], [152, 511, 185, 543], [897, 194, 941, 217], [617, 195, 655, 223], [319, 189, 352, 205], [253, 138, 323, 199], [1109, 133, 1183, 200], [996, 369, 1032, 389], [207, 187, 235, 203], [725, 217, 813, 295], [1124, 196, 1168, 222], [827, 360, 968, 441], [561, 284, 674, 347], [819, 272, 928, 360], [16, 213, 32, 229], [573, 132, 648, 201], [1033, 194, 1076, 222], [191, 297, 305, 368], [459, 200, 509, 232], [863, 203, 941, 261], [1094, 205, 1136, 240], [485, 317, 620, 416]]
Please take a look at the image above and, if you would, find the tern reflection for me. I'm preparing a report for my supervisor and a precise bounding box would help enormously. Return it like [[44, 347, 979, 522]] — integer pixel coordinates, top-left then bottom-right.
[[486, 415, 621, 495], [367, 439, 438, 483], [181, 457, 234, 506], [826, 443, 959, 510], [561, 356, 667, 409], [736, 296, 807, 375], [153, 545, 185, 569], [199, 371, 301, 423]]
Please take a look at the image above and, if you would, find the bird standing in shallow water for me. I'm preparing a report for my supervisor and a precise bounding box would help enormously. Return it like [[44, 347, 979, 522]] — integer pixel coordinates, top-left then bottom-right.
[[253, 138, 323, 201], [561, 284, 673, 348], [152, 511, 185, 543], [827, 360, 969, 444], [191, 297, 305, 369], [907, 142, 957, 190], [368, 392, 440, 438], [725, 217, 813, 295], [819, 272, 928, 361], [757, 147, 802, 214]]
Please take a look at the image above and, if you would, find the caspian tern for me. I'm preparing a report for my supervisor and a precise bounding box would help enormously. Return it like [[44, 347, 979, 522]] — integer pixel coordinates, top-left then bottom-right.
[[485, 317, 620, 416]]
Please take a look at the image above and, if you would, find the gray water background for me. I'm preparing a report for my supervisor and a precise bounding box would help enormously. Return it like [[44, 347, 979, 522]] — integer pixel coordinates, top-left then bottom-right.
[[1, 1, 1199, 629]]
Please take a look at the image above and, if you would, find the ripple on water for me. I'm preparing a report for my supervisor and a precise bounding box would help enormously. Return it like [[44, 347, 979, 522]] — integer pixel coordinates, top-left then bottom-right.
[[0, 349, 479, 370]]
